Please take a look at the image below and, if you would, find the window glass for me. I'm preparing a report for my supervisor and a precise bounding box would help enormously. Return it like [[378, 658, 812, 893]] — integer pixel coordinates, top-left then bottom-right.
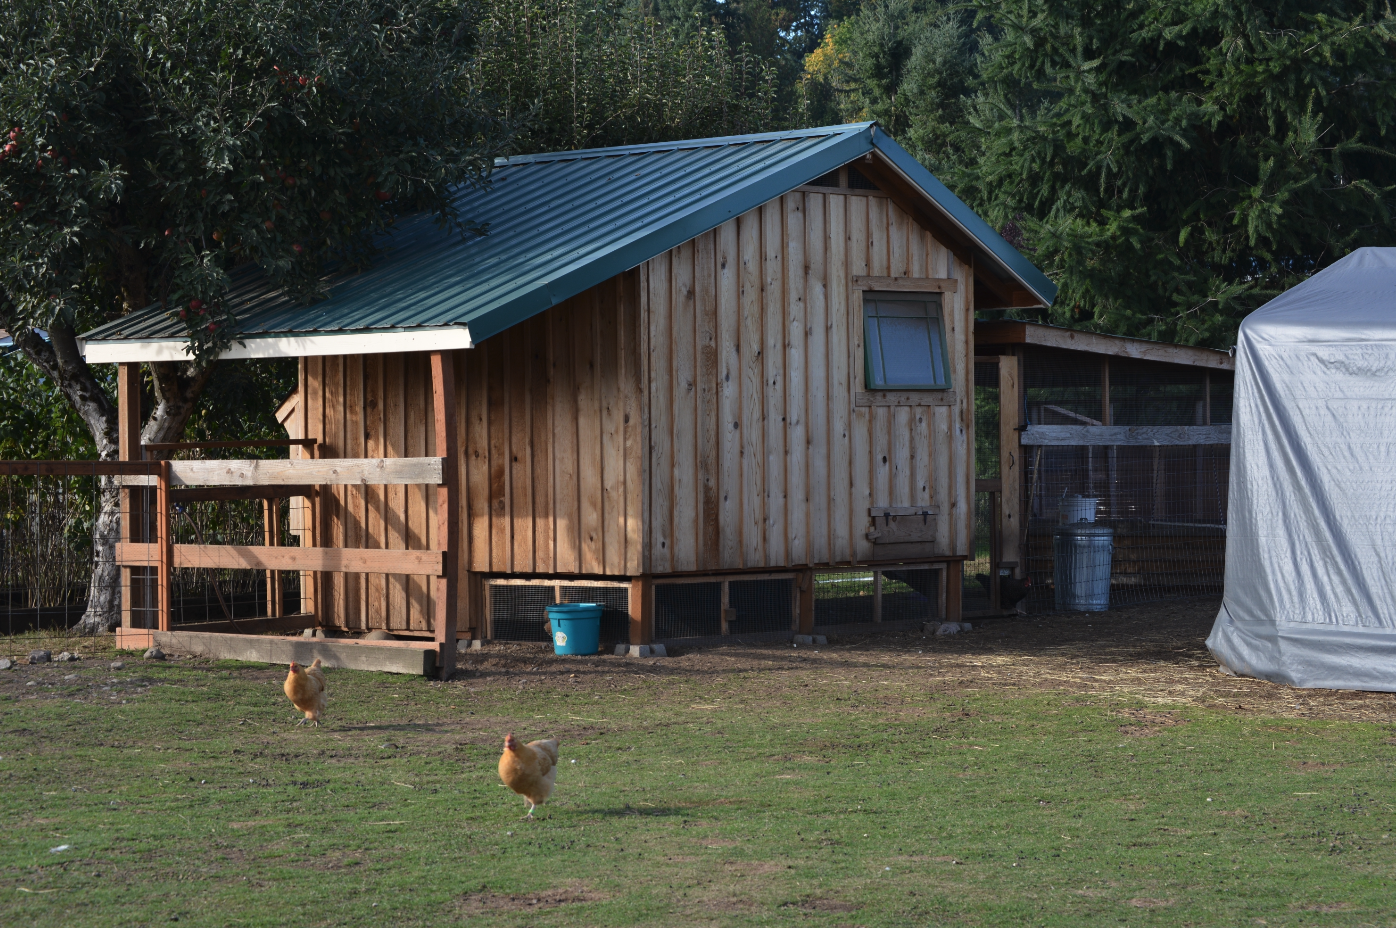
[[863, 293, 949, 389]]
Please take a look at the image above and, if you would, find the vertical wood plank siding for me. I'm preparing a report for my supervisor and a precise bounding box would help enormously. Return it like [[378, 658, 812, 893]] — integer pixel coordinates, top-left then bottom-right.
[[643, 191, 973, 568], [306, 271, 646, 631], [303, 188, 974, 633]]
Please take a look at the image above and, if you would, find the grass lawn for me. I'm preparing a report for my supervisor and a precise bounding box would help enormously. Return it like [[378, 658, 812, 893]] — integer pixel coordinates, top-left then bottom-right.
[[2, 597, 1394, 927]]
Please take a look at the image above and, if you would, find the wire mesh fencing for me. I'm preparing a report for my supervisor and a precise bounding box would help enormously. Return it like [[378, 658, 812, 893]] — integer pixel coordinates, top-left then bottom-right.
[[1020, 443, 1230, 613]]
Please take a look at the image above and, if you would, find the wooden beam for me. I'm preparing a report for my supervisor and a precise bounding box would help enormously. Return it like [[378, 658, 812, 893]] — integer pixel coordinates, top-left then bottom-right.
[[170, 485, 314, 503], [975, 321, 1235, 371], [854, 390, 959, 407], [431, 350, 460, 680], [116, 542, 445, 575], [945, 562, 963, 621], [850, 276, 959, 293], [157, 460, 172, 632], [118, 362, 143, 633], [998, 354, 1023, 576], [797, 569, 815, 635], [172, 614, 315, 635], [165, 457, 443, 487], [1021, 425, 1232, 446], [628, 576, 654, 645], [146, 630, 436, 675]]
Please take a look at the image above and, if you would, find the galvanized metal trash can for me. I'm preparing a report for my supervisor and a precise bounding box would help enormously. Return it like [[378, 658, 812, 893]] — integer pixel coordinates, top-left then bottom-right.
[[1053, 523, 1114, 611]]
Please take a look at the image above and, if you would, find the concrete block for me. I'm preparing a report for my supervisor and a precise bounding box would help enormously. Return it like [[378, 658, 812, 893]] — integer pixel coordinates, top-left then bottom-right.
[[615, 643, 629, 656], [793, 635, 814, 646], [457, 638, 482, 652], [813, 635, 827, 646], [650, 643, 667, 657]]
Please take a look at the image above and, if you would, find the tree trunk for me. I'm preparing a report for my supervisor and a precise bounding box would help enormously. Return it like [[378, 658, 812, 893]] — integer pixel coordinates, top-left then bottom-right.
[[3, 319, 217, 634]]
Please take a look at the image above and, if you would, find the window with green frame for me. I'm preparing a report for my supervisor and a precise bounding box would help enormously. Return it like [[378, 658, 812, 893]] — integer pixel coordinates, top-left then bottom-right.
[[862, 292, 951, 390]]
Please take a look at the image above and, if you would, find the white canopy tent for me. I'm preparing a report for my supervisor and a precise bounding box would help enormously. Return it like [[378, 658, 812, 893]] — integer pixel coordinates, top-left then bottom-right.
[[1209, 247, 1396, 691]]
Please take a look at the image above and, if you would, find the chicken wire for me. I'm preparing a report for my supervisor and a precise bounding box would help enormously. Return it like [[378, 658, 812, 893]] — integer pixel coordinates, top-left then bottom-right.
[[1020, 444, 1229, 613], [654, 577, 793, 639], [814, 567, 942, 627], [486, 579, 631, 644]]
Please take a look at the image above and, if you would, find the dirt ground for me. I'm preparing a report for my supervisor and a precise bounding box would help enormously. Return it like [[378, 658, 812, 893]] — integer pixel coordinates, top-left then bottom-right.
[[450, 596, 1396, 723]]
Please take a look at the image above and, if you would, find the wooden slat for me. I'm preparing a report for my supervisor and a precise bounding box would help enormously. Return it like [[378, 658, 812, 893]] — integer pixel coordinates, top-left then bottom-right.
[[325, 355, 346, 630], [999, 354, 1023, 574], [364, 354, 386, 628], [344, 356, 365, 628], [872, 405, 891, 513], [306, 355, 325, 622], [1021, 425, 1232, 446], [385, 353, 411, 622], [848, 200, 873, 561], [716, 219, 743, 569], [932, 405, 952, 552], [577, 287, 605, 575], [669, 238, 698, 572], [738, 211, 765, 569], [912, 407, 931, 508], [531, 315, 555, 574], [827, 194, 852, 564], [118, 543, 446, 575], [431, 349, 460, 679], [486, 332, 511, 571], [622, 270, 645, 576], [805, 193, 830, 566], [509, 325, 534, 572], [854, 390, 959, 407], [164, 457, 443, 487], [157, 460, 172, 631], [694, 231, 721, 571], [649, 250, 674, 573], [784, 193, 808, 566], [554, 293, 582, 573], [405, 358, 430, 629], [851, 276, 959, 293], [600, 279, 628, 574], [892, 405, 912, 506], [888, 201, 908, 277], [761, 200, 787, 566]]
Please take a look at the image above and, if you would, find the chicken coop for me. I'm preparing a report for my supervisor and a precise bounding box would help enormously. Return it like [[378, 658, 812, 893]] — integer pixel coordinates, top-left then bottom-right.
[[968, 322, 1234, 614], [78, 123, 1055, 675]]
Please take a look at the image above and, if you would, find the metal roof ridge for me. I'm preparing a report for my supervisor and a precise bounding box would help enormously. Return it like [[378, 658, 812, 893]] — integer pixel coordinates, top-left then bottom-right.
[[494, 122, 874, 167]]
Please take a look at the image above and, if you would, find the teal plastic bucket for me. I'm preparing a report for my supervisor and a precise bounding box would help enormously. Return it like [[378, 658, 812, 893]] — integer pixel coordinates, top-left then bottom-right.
[[545, 603, 603, 655]]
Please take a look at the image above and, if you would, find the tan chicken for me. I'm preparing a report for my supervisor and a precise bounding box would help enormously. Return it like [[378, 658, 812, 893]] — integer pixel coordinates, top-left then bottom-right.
[[283, 659, 327, 726], [498, 733, 559, 820]]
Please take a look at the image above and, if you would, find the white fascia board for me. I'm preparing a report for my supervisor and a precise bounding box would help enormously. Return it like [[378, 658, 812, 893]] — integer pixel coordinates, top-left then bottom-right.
[[80, 326, 473, 363]]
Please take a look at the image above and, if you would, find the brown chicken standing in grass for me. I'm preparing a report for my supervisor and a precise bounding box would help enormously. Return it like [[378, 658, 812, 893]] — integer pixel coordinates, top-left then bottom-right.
[[283, 659, 327, 726], [498, 733, 559, 819]]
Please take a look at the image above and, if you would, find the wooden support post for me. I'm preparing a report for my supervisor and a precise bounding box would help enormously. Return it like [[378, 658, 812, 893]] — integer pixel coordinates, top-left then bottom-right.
[[156, 459, 172, 632], [118, 363, 142, 631], [797, 569, 815, 634], [628, 576, 654, 645], [945, 560, 963, 622], [313, 441, 330, 631], [998, 354, 1023, 578], [872, 570, 882, 622], [263, 499, 283, 618], [431, 350, 459, 679]]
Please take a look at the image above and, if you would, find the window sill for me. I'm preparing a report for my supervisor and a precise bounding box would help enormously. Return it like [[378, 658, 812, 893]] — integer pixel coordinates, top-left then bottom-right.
[[854, 390, 958, 407]]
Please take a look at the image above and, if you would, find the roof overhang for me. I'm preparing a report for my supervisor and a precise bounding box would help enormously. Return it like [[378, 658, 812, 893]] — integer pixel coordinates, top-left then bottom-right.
[[79, 325, 472, 364], [975, 320, 1234, 371]]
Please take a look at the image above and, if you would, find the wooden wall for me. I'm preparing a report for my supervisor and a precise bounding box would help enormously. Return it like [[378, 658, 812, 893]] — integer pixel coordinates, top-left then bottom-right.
[[642, 189, 973, 573], [302, 271, 644, 631]]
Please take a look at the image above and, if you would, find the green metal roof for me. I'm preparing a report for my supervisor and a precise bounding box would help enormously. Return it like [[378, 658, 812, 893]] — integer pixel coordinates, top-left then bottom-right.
[[82, 123, 1055, 351]]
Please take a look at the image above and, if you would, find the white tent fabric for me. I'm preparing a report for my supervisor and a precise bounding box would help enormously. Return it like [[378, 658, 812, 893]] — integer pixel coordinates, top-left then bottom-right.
[[1208, 247, 1396, 691]]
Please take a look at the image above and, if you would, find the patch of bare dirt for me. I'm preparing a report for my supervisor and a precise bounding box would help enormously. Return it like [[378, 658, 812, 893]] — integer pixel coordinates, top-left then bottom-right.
[[456, 885, 602, 913], [442, 596, 1396, 723], [786, 898, 861, 913], [1127, 897, 1174, 908]]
